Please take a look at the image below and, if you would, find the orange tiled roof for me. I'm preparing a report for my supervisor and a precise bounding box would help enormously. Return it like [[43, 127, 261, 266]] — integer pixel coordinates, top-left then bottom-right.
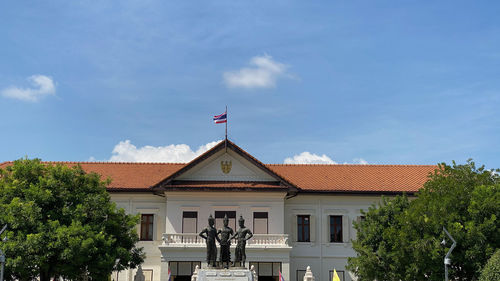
[[267, 164, 436, 193], [0, 161, 184, 189], [0, 161, 436, 193]]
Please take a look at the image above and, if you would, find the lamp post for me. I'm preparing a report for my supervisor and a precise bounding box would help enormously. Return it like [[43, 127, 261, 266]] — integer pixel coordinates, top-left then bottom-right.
[[115, 258, 120, 281], [0, 224, 7, 281], [442, 227, 456, 281], [0, 249, 4, 281]]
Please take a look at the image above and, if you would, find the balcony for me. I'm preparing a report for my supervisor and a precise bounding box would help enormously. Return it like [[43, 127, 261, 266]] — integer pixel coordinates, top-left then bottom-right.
[[161, 233, 290, 249]]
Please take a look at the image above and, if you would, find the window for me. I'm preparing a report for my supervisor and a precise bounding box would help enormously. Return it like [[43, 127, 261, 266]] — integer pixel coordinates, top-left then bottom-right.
[[329, 270, 345, 281], [296, 270, 306, 281], [249, 262, 281, 281], [182, 211, 198, 233], [215, 211, 236, 230], [297, 215, 310, 242], [253, 212, 268, 234], [169, 261, 201, 281], [329, 215, 343, 243], [140, 214, 154, 241], [356, 215, 365, 224]]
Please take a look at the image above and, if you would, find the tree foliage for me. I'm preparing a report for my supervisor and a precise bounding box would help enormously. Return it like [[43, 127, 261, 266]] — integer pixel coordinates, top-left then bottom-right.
[[0, 159, 144, 281], [479, 249, 500, 281], [348, 160, 500, 281]]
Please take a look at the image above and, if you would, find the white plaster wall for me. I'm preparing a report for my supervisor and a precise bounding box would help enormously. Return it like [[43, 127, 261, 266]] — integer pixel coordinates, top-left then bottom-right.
[[284, 194, 387, 281], [111, 193, 166, 281], [110, 191, 396, 281], [164, 191, 287, 234]]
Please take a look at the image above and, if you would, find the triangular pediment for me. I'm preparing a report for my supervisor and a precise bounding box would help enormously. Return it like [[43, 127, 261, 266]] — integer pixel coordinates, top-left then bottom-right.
[[177, 149, 275, 181], [152, 140, 297, 192]]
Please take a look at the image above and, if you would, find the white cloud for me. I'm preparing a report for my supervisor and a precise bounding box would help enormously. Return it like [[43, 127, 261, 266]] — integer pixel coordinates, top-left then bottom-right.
[[108, 140, 220, 163], [351, 158, 369, 165], [1, 75, 56, 102], [223, 55, 290, 88], [284, 152, 337, 164], [284, 152, 369, 165]]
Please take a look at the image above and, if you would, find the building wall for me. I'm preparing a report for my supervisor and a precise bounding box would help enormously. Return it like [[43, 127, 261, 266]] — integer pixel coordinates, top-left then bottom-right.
[[109, 192, 386, 281], [285, 194, 384, 281], [111, 193, 166, 281], [164, 191, 287, 234]]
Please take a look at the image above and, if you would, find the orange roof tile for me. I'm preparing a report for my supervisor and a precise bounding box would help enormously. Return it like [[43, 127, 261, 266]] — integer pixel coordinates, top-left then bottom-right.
[[267, 164, 437, 193], [0, 161, 185, 189], [76, 162, 185, 189], [0, 161, 436, 193]]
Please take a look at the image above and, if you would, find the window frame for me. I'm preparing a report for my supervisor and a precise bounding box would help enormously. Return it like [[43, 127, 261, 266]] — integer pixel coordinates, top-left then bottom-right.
[[297, 215, 310, 242], [182, 211, 198, 233], [249, 261, 282, 277], [215, 211, 236, 230], [253, 212, 269, 234], [296, 270, 306, 281], [329, 215, 343, 243], [169, 261, 201, 278], [140, 214, 154, 241], [328, 270, 345, 281]]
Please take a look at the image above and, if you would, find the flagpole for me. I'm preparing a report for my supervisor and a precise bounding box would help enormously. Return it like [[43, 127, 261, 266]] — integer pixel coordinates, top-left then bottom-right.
[[225, 105, 228, 152]]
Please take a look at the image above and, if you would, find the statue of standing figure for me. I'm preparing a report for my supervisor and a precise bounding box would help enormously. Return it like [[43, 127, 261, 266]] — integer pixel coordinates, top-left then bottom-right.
[[217, 214, 234, 269], [199, 215, 219, 267], [232, 215, 253, 267]]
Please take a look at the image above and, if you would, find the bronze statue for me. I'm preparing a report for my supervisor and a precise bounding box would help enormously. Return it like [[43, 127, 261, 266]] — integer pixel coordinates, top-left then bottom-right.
[[232, 215, 253, 267], [217, 214, 234, 268], [199, 215, 219, 267]]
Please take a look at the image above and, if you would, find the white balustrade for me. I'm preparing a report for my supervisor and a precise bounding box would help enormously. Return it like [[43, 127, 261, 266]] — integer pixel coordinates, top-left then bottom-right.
[[162, 233, 289, 247], [247, 234, 289, 246]]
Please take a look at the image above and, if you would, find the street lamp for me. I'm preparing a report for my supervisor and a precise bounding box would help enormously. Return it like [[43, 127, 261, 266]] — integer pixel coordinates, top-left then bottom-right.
[[442, 227, 456, 281], [115, 258, 120, 281], [0, 224, 7, 281]]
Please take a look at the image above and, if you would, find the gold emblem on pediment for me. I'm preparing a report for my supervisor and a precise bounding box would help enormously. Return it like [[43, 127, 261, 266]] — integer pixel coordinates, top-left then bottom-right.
[[220, 160, 232, 174]]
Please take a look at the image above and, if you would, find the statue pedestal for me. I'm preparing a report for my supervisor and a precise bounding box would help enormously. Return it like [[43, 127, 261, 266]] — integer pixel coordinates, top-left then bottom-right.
[[196, 268, 254, 281]]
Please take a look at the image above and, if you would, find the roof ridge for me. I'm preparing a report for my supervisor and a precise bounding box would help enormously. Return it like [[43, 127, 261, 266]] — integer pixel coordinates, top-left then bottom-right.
[[41, 161, 186, 165], [3, 160, 436, 167], [266, 163, 437, 167]]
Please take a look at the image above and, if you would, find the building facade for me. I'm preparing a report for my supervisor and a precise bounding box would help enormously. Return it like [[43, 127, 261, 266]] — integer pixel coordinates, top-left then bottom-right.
[[2, 140, 436, 281]]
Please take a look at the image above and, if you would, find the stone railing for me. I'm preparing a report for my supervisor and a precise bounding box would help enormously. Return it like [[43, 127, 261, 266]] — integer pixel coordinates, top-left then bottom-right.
[[162, 233, 289, 247], [247, 234, 289, 246], [163, 233, 204, 245]]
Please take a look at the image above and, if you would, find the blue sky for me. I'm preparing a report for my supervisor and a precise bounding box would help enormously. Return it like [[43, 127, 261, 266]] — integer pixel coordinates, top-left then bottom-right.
[[1, 1, 499, 167]]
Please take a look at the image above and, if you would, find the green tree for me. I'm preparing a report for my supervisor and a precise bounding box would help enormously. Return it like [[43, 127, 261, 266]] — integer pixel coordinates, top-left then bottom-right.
[[348, 161, 500, 281], [347, 195, 411, 281], [0, 159, 144, 281], [479, 249, 500, 281]]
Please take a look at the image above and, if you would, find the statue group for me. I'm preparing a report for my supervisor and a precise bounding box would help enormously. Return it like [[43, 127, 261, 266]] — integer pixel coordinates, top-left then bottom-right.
[[199, 214, 253, 268]]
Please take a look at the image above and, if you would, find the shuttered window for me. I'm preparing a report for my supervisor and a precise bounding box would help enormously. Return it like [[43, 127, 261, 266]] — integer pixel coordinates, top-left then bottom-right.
[[329, 215, 343, 243], [297, 215, 310, 242], [182, 211, 198, 233], [253, 212, 268, 234], [140, 214, 154, 241], [215, 211, 236, 230]]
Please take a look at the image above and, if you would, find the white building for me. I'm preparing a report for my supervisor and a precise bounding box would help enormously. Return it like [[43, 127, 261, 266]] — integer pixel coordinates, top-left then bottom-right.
[[18, 140, 435, 281]]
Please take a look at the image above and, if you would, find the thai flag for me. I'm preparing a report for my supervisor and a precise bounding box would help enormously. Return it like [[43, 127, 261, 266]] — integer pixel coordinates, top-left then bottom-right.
[[167, 268, 171, 281], [279, 271, 285, 281], [213, 112, 227, 124]]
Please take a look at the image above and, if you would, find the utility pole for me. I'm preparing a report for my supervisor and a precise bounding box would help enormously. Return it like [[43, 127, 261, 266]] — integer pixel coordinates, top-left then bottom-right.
[[442, 227, 456, 281]]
